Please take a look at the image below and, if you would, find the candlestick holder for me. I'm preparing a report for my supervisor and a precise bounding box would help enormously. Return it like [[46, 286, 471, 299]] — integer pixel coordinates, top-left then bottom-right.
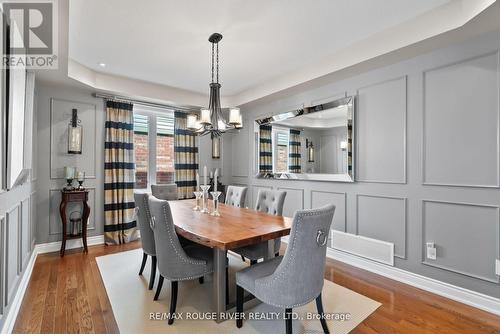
[[193, 191, 202, 211], [210, 191, 222, 216], [200, 185, 210, 213], [64, 178, 74, 191]]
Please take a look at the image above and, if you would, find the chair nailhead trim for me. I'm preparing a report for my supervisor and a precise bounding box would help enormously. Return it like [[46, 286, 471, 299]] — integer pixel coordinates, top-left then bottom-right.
[[162, 204, 206, 266], [255, 207, 335, 308]]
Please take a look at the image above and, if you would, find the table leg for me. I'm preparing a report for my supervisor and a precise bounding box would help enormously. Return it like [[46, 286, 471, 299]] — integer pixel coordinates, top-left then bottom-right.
[[82, 200, 90, 253], [213, 248, 227, 323], [264, 239, 275, 260], [59, 201, 67, 257]]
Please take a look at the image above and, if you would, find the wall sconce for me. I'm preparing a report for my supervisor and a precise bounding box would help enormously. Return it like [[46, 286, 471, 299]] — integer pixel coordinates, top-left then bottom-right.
[[306, 139, 315, 162], [340, 140, 348, 151], [212, 136, 221, 159], [68, 109, 82, 154]]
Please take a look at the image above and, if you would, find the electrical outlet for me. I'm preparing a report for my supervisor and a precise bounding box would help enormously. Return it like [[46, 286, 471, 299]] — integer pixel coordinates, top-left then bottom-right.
[[496, 259, 500, 276], [426, 242, 437, 260]]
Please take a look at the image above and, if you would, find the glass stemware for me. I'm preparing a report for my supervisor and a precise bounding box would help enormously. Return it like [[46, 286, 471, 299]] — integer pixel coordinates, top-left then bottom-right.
[[200, 185, 210, 213], [210, 191, 222, 216], [193, 191, 203, 211]]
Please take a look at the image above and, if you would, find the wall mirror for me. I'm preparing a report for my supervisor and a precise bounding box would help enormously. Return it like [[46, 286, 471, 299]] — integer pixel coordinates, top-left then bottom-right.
[[254, 96, 354, 182]]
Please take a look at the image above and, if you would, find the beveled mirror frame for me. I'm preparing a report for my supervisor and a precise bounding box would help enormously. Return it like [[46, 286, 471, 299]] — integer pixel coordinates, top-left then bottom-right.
[[254, 96, 355, 182]]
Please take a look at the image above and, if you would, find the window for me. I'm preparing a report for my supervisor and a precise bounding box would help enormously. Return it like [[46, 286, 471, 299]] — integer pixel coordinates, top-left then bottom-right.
[[156, 115, 175, 184], [273, 128, 289, 173], [133, 106, 175, 190], [133, 114, 149, 189]]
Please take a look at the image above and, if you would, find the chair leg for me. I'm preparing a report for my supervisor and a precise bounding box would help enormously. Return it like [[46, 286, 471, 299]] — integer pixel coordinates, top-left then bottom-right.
[[154, 275, 164, 301], [285, 308, 293, 334], [168, 281, 178, 325], [250, 259, 257, 265], [241, 255, 246, 262], [315, 293, 330, 334], [149, 256, 157, 290], [139, 252, 147, 275], [199, 276, 204, 284], [236, 285, 244, 328]]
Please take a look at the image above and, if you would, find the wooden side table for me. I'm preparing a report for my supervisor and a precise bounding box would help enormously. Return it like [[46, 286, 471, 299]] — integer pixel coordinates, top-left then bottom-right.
[[59, 190, 90, 257]]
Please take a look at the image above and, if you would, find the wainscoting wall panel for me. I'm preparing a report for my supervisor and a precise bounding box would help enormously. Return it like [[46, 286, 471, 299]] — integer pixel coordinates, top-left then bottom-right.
[[49, 98, 97, 180], [36, 85, 105, 246], [310, 190, 347, 232], [356, 76, 407, 184], [20, 198, 30, 270], [0, 216, 5, 317], [48, 188, 96, 236], [277, 187, 304, 218], [356, 195, 407, 259], [422, 200, 500, 283], [230, 28, 500, 299], [423, 52, 500, 187], [5, 206, 20, 306]]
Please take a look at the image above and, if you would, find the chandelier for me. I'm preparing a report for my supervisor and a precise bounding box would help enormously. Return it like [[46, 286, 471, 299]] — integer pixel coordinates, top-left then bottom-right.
[[186, 33, 242, 138]]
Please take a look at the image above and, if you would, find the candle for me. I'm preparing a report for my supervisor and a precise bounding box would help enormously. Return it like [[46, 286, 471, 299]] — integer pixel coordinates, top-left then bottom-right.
[[76, 171, 85, 182], [214, 169, 218, 192], [196, 172, 200, 191], [203, 166, 207, 186], [64, 166, 75, 179], [210, 170, 213, 179]]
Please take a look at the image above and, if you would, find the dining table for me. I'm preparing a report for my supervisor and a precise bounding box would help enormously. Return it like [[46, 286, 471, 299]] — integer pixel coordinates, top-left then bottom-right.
[[168, 199, 293, 322]]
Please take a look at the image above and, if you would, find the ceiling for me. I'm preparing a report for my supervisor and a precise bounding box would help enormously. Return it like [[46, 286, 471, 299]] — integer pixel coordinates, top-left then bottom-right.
[[68, 0, 451, 98]]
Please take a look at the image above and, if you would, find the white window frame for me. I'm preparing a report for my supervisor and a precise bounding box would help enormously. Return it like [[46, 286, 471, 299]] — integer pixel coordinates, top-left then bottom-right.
[[133, 105, 175, 191], [272, 127, 290, 174]]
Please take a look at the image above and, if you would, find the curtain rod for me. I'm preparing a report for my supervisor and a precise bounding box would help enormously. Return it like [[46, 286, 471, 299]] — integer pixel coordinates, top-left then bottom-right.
[[93, 92, 200, 113]]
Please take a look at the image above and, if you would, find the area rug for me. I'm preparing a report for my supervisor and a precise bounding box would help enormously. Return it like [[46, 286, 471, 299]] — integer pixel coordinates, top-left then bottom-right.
[[96, 249, 380, 333]]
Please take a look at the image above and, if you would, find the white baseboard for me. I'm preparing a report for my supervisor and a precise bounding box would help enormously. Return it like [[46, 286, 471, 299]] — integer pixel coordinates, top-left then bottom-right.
[[326, 248, 500, 316], [0, 235, 105, 334], [35, 235, 105, 254], [281, 237, 500, 316], [1, 246, 38, 334]]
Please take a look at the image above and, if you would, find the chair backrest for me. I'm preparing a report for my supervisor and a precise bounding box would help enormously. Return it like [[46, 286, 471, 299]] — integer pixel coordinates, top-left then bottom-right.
[[151, 184, 178, 200], [255, 189, 286, 216], [225, 185, 248, 208], [133, 192, 156, 256], [147, 196, 206, 280], [255, 204, 335, 308]]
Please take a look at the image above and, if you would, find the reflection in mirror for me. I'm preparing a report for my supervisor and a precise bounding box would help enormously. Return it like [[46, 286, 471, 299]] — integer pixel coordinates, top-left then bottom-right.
[[255, 96, 354, 182]]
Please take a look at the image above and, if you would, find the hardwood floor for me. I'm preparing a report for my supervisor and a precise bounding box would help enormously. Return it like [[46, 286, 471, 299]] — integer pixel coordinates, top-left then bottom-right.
[[13, 242, 500, 334]]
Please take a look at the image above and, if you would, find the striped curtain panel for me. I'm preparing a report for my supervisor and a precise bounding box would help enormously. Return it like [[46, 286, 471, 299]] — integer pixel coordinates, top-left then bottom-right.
[[289, 129, 301, 173], [174, 111, 198, 199], [104, 101, 138, 245], [259, 124, 273, 174]]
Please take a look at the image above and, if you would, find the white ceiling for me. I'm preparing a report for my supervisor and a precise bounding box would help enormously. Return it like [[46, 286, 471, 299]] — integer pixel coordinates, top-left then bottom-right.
[[68, 0, 450, 98]]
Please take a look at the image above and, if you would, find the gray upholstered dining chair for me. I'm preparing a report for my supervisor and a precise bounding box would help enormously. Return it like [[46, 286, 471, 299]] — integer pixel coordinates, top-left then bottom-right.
[[233, 189, 286, 264], [134, 192, 157, 290], [225, 185, 248, 208], [235, 204, 335, 334], [151, 184, 178, 200], [148, 196, 214, 325]]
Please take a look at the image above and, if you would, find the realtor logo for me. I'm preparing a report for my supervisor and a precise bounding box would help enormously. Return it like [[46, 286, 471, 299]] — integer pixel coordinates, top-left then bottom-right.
[[1, 0, 58, 69]]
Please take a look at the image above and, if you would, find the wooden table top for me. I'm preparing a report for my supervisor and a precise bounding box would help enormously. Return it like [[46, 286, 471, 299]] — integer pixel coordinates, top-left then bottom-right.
[[169, 199, 293, 250]]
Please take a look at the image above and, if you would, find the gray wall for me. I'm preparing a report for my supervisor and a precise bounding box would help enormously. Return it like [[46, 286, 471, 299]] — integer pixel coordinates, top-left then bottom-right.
[[229, 30, 500, 298], [35, 83, 106, 244], [34, 82, 231, 244], [0, 72, 37, 329]]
